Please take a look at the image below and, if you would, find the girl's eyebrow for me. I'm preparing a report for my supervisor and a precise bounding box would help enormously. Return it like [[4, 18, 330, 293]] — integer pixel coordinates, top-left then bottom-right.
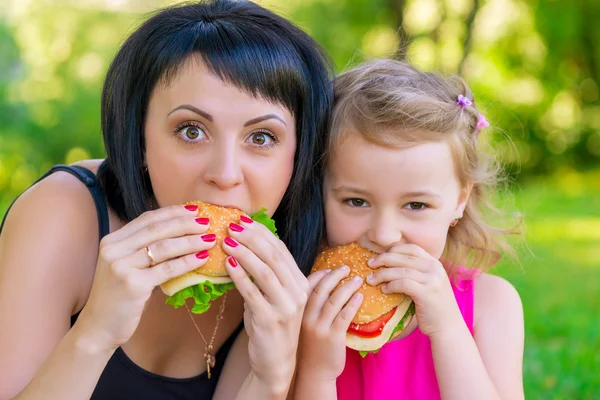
[[331, 186, 370, 196], [401, 191, 442, 200]]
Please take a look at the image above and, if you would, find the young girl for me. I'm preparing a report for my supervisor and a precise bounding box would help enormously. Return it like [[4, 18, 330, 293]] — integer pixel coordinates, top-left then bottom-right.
[[295, 59, 524, 399]]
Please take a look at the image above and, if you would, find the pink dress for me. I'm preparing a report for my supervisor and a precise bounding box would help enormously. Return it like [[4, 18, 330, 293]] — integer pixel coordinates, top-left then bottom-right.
[[336, 268, 476, 400]]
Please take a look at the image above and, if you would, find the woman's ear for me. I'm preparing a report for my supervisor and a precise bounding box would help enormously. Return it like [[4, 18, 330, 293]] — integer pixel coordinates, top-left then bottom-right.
[[456, 181, 474, 218]]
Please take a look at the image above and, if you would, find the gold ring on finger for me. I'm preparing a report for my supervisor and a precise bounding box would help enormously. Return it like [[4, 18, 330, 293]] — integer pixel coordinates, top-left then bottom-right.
[[144, 245, 156, 267]]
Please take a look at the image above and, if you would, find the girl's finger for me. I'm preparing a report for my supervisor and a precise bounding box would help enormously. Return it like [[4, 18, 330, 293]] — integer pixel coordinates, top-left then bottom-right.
[[381, 278, 421, 297], [319, 276, 363, 327], [331, 292, 364, 332], [307, 269, 332, 293], [366, 267, 427, 286], [305, 266, 351, 316], [368, 251, 430, 272]]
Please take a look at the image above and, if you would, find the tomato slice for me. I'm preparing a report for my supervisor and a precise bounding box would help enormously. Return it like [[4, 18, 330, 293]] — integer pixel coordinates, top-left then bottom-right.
[[347, 307, 397, 338]]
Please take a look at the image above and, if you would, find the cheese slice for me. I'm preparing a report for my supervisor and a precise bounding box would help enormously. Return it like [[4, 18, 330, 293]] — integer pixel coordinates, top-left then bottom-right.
[[160, 271, 233, 296]]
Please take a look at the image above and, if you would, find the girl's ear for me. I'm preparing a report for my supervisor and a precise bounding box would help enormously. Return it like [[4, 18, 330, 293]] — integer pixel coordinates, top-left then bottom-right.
[[456, 181, 474, 218]]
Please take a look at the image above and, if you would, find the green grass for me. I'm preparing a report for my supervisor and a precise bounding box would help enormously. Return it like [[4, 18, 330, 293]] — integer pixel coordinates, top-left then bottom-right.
[[493, 173, 600, 399]]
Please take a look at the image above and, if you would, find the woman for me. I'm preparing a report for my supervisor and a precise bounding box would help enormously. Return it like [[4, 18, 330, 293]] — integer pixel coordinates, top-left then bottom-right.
[[0, 1, 333, 398]]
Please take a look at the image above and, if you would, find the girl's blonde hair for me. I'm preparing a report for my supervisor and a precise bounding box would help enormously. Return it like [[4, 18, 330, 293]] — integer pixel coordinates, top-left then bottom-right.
[[329, 59, 518, 272]]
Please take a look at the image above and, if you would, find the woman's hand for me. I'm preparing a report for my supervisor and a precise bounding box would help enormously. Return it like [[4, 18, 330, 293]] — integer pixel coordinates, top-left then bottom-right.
[[222, 217, 312, 395], [366, 244, 462, 338], [76, 204, 215, 351], [299, 266, 363, 381]]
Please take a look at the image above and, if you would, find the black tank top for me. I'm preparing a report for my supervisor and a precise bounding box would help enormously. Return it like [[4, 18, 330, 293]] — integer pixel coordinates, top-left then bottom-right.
[[0, 165, 242, 399]]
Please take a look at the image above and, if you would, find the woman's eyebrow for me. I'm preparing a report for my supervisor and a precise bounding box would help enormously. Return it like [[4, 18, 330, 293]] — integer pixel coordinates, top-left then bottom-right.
[[244, 114, 287, 127], [167, 104, 213, 121], [167, 106, 286, 128]]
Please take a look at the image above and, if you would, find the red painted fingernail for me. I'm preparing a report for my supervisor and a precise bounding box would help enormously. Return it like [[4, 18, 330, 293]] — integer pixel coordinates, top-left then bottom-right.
[[195, 217, 209, 225], [229, 223, 244, 232], [228, 256, 238, 267], [201, 233, 216, 242], [196, 250, 209, 259], [240, 215, 253, 224], [224, 236, 238, 247], [185, 205, 198, 212]]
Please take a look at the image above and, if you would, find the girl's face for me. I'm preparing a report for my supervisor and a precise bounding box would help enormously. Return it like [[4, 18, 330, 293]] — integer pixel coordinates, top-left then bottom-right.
[[324, 134, 470, 259], [144, 59, 296, 215]]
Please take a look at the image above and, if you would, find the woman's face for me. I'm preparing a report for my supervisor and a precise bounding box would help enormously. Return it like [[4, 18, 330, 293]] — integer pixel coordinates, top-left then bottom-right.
[[144, 58, 296, 216]]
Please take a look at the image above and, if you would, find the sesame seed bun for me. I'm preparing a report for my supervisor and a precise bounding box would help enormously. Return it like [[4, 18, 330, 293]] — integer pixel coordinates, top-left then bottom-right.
[[311, 243, 411, 324], [311, 243, 414, 351], [160, 201, 246, 296]]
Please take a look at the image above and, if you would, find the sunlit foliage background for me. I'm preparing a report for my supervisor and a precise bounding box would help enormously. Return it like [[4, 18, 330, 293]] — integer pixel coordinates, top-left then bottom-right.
[[0, 0, 598, 397]]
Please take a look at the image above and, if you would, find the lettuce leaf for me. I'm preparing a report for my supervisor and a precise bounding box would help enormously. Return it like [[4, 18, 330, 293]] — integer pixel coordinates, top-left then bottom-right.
[[358, 301, 415, 358], [251, 207, 278, 237], [165, 209, 278, 314], [165, 281, 235, 314]]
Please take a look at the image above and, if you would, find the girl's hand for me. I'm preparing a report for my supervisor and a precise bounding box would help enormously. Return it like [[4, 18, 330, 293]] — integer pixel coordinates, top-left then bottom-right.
[[76, 205, 215, 350], [299, 266, 363, 381], [222, 217, 312, 394], [366, 244, 462, 338]]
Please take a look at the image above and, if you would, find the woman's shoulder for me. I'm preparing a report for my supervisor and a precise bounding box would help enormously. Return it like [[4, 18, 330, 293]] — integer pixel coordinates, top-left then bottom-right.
[[1, 160, 107, 309]]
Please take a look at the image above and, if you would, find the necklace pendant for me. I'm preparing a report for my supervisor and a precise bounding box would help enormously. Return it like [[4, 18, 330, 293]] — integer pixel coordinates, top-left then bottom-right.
[[204, 350, 216, 379], [206, 360, 212, 379]]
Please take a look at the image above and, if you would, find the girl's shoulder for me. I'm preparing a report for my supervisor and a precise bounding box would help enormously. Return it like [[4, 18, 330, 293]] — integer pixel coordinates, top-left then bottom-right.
[[473, 272, 523, 330]]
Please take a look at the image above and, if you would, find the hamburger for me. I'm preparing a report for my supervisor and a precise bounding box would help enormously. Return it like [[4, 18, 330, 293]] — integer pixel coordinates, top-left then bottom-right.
[[162, 201, 277, 314], [311, 243, 415, 356]]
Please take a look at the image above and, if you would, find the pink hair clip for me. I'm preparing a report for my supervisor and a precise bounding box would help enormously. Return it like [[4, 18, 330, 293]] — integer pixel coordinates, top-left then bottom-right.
[[476, 114, 490, 132], [457, 94, 472, 109]]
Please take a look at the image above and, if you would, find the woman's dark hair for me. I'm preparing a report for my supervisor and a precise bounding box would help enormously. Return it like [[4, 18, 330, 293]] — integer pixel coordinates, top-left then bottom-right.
[[97, 0, 333, 274]]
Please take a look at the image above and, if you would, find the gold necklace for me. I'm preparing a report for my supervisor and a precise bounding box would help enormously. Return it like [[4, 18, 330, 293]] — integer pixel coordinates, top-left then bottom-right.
[[184, 292, 228, 379]]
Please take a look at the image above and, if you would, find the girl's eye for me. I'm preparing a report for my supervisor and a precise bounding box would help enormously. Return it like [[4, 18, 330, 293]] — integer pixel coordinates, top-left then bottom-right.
[[247, 130, 278, 148], [345, 198, 368, 208], [405, 202, 426, 210]]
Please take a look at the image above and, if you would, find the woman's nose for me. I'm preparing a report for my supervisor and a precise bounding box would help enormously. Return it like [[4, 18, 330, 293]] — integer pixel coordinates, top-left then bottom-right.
[[203, 143, 244, 190]]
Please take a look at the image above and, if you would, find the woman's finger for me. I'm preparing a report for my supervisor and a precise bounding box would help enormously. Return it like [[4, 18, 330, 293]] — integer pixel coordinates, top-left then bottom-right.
[[331, 292, 364, 332], [141, 249, 214, 287], [221, 236, 292, 306], [103, 204, 203, 245], [229, 220, 303, 289], [119, 233, 217, 269], [122, 215, 210, 256], [225, 255, 271, 315], [366, 266, 428, 286], [319, 276, 363, 327]]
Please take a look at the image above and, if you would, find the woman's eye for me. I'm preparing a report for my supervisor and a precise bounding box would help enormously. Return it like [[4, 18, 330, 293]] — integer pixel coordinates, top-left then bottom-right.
[[248, 131, 278, 147], [406, 202, 426, 210], [345, 198, 368, 207], [182, 126, 205, 141]]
